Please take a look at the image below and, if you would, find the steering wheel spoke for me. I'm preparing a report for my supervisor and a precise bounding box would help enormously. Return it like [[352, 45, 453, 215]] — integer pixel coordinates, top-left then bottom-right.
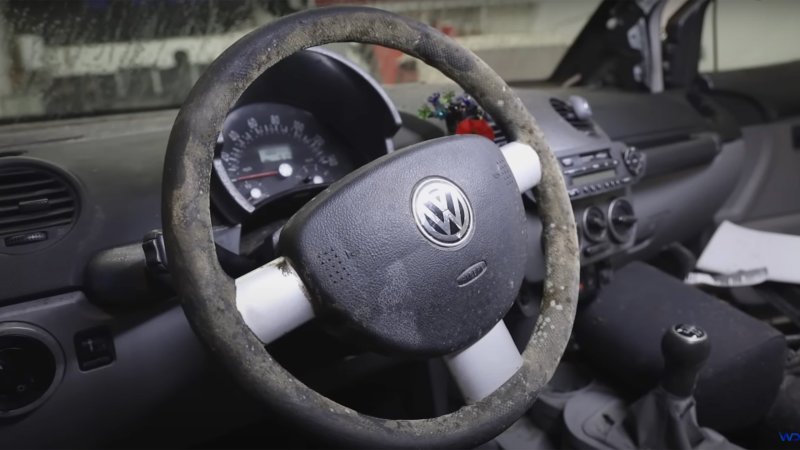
[[235, 257, 314, 344], [444, 320, 523, 404], [499, 141, 542, 193]]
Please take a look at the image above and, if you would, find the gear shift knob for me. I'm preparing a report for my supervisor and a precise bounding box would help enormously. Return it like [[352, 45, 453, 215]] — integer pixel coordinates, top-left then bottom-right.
[[661, 324, 711, 398]]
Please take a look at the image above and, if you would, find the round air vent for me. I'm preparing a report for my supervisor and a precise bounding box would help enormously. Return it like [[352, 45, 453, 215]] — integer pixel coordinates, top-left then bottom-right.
[[0, 163, 79, 254], [484, 115, 509, 146], [0, 322, 65, 417]]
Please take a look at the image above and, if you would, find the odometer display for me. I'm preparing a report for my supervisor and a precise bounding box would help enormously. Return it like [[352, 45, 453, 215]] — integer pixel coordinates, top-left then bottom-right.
[[258, 145, 293, 163], [214, 103, 353, 212]]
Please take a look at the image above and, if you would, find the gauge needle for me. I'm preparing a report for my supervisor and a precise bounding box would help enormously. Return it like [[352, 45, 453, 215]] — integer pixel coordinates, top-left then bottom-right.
[[233, 171, 278, 182]]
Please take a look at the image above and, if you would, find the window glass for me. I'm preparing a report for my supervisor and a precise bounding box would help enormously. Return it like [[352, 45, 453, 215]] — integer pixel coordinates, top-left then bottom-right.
[[699, 0, 800, 72], [0, 0, 599, 122]]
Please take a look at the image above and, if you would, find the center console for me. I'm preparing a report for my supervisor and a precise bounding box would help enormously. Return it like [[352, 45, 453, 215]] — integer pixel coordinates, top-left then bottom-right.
[[543, 95, 645, 266], [560, 144, 643, 265], [513, 94, 648, 293], [561, 144, 643, 201]]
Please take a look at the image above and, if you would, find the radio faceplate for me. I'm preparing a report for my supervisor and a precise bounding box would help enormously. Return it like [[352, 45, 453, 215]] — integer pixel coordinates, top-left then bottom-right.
[[561, 143, 642, 200]]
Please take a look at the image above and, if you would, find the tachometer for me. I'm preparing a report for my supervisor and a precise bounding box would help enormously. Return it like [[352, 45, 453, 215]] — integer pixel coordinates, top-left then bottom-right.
[[213, 103, 353, 213]]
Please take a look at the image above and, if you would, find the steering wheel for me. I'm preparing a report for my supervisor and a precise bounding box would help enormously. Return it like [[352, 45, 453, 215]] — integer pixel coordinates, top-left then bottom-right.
[[162, 6, 579, 448]]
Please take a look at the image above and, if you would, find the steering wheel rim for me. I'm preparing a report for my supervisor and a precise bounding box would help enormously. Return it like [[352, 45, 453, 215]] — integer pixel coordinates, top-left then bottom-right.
[[163, 6, 579, 448]]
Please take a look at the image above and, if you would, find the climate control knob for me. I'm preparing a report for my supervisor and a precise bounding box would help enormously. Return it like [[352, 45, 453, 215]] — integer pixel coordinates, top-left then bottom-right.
[[608, 198, 637, 243], [623, 146, 644, 177], [582, 206, 608, 242]]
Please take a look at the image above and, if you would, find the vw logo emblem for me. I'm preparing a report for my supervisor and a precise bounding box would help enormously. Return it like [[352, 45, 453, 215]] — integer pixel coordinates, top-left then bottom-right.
[[412, 178, 474, 248]]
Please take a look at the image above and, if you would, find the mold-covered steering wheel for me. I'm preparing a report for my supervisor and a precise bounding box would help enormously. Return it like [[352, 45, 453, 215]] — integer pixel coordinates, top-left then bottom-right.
[[162, 6, 579, 448]]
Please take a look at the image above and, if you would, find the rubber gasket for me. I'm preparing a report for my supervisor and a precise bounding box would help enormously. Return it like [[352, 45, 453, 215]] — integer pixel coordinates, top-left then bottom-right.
[[162, 6, 579, 448]]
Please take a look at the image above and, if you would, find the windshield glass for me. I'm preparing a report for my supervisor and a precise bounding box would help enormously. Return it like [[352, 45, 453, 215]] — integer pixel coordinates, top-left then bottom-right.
[[0, 0, 598, 122]]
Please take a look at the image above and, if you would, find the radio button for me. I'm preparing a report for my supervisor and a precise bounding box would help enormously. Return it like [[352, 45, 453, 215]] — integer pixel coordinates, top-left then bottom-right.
[[561, 158, 574, 167]]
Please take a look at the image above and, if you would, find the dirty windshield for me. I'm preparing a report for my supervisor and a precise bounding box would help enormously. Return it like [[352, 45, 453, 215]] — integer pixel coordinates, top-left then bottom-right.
[[0, 0, 598, 122]]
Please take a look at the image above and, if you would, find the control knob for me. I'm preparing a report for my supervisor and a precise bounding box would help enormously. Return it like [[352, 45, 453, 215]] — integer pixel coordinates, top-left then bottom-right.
[[623, 146, 644, 177], [608, 198, 637, 243], [582, 206, 608, 242]]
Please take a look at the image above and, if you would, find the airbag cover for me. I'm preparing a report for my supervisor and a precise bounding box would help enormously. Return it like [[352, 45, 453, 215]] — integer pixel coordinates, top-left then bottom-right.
[[280, 135, 527, 355]]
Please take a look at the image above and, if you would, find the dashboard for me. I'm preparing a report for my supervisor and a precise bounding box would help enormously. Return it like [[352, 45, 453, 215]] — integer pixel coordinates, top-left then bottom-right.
[[0, 48, 745, 447]]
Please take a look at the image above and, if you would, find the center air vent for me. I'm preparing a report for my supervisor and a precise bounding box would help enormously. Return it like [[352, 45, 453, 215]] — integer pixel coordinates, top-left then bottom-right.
[[0, 164, 78, 253], [550, 97, 596, 136], [485, 116, 509, 146]]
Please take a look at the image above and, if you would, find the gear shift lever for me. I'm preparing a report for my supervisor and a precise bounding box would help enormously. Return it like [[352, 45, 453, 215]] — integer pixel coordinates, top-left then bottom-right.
[[565, 323, 739, 449], [662, 324, 711, 398], [620, 324, 734, 449]]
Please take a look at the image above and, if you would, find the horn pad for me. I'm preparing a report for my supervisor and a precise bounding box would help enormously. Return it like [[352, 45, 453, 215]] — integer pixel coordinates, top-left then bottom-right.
[[279, 135, 527, 356]]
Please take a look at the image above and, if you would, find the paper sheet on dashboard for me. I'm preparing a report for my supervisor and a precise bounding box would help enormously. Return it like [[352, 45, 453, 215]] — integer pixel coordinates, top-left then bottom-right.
[[696, 221, 800, 284]]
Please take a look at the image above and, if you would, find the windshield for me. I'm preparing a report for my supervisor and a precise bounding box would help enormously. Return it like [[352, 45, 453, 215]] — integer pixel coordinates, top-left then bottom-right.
[[0, 0, 598, 122]]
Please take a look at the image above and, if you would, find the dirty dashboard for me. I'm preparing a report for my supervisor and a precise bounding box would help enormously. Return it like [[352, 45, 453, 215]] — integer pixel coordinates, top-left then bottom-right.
[[0, 48, 743, 446]]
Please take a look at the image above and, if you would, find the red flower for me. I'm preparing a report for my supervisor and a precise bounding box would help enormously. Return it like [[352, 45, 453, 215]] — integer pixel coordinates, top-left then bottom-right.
[[455, 118, 495, 141]]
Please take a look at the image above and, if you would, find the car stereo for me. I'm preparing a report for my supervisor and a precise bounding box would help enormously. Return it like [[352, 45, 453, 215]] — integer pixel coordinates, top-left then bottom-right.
[[560, 143, 644, 200]]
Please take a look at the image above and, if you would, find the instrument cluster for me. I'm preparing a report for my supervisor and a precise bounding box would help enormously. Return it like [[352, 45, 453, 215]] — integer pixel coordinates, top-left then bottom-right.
[[214, 103, 354, 214], [208, 47, 401, 222]]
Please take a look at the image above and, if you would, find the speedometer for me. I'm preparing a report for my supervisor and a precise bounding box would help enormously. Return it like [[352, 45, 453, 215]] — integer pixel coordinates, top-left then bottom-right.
[[213, 103, 353, 212]]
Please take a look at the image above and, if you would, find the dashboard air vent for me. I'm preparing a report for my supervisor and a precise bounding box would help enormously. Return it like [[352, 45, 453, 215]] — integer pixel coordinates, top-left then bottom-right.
[[485, 116, 509, 146], [0, 164, 78, 248], [549, 98, 595, 136]]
